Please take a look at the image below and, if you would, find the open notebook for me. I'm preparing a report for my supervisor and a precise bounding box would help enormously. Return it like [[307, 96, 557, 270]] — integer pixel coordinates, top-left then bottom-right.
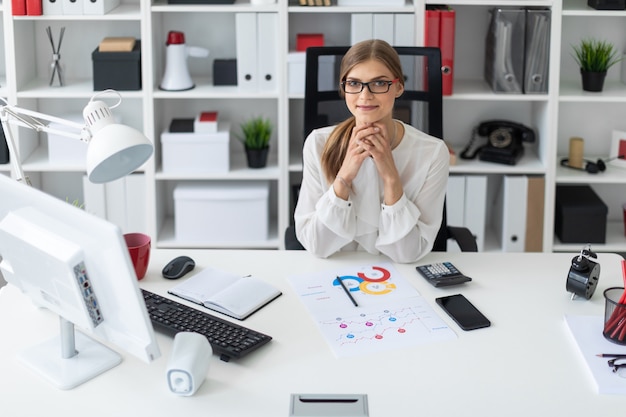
[[168, 267, 282, 320]]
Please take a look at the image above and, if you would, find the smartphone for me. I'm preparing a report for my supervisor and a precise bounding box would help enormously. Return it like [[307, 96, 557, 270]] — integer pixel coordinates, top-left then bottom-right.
[[435, 294, 491, 331]]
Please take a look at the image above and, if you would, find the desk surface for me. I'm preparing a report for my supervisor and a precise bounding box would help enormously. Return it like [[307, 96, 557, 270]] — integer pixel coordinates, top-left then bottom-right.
[[2, 250, 626, 416]]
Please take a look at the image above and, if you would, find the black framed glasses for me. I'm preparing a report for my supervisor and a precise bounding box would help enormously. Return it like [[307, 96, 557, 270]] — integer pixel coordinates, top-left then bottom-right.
[[341, 78, 399, 94]]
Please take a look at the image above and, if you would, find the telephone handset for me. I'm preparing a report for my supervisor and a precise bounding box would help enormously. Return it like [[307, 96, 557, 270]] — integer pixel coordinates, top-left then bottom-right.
[[460, 120, 536, 165]]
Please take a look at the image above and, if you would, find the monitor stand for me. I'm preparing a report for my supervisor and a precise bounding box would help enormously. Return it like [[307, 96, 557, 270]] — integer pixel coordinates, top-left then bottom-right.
[[17, 317, 122, 390]]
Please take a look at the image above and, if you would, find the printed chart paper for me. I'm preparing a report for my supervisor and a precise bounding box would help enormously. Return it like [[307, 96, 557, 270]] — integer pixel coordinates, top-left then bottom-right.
[[288, 263, 456, 357]]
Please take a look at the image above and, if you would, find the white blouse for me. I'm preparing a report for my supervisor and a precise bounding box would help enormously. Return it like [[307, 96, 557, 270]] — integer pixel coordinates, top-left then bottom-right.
[[294, 121, 450, 263]]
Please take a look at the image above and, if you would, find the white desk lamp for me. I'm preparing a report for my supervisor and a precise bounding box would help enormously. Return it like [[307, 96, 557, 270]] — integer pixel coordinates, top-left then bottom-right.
[[0, 89, 153, 185]]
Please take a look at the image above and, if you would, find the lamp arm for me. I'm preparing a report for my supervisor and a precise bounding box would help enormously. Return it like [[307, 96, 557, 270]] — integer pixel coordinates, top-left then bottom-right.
[[0, 104, 92, 185]]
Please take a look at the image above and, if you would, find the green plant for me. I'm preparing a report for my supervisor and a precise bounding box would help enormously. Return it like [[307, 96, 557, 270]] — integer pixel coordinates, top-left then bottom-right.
[[238, 116, 272, 150], [571, 38, 622, 72], [66, 197, 84, 210]]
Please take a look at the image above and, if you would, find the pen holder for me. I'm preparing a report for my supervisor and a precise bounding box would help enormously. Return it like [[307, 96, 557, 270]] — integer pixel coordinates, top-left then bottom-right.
[[603, 287, 626, 345]]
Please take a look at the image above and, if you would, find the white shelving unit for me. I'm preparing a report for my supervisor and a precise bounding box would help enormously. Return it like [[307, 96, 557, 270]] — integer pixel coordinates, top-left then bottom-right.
[[2, 0, 625, 253]]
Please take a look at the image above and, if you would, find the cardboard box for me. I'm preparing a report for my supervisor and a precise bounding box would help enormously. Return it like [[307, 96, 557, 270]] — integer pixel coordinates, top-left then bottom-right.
[[161, 123, 230, 174], [174, 181, 269, 242], [92, 41, 141, 91], [555, 185, 608, 243], [287, 52, 335, 95]]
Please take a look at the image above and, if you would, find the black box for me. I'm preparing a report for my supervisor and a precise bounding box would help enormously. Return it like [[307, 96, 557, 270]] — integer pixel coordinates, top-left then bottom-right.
[[588, 0, 626, 10], [555, 185, 608, 243], [92, 41, 142, 91], [213, 59, 237, 86]]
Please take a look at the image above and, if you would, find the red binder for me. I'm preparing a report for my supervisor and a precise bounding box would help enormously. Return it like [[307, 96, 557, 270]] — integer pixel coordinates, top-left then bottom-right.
[[424, 6, 456, 96], [11, 0, 27, 15], [25, 0, 42, 15], [439, 8, 456, 96]]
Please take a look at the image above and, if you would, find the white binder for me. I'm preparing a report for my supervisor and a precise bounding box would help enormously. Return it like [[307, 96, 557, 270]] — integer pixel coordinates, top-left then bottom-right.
[[350, 13, 373, 45], [394, 13, 415, 46], [42, 0, 63, 15], [494, 175, 528, 252], [464, 175, 488, 252], [257, 13, 278, 92], [373, 14, 395, 45], [82, 175, 107, 220], [125, 173, 148, 234], [62, 0, 83, 15], [83, 0, 120, 15], [236, 13, 258, 91], [446, 175, 466, 228]]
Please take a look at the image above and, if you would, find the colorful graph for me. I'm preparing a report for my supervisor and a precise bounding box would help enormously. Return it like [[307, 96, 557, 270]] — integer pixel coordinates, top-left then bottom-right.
[[289, 263, 456, 357]]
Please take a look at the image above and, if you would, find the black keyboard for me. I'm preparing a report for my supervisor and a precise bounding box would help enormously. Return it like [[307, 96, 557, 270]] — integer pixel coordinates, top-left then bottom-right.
[[141, 289, 272, 362]]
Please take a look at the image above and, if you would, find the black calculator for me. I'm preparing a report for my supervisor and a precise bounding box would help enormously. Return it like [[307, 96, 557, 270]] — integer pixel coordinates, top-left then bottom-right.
[[416, 262, 472, 287]]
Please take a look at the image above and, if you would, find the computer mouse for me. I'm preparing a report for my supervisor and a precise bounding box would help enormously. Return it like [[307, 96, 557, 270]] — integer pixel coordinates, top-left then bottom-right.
[[162, 256, 195, 280]]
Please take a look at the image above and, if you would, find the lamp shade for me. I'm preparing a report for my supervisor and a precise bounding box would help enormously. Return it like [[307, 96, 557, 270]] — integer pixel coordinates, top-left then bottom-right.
[[83, 98, 153, 184]]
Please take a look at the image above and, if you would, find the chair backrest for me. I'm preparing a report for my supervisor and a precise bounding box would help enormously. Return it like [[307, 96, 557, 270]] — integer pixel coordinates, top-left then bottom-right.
[[300, 46, 450, 251]]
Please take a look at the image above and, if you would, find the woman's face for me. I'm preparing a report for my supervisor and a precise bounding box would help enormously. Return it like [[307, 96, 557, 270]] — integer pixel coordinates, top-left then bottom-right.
[[343, 58, 404, 126]]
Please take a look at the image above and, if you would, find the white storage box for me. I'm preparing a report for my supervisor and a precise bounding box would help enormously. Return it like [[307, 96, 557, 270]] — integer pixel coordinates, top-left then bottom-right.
[[47, 114, 88, 165], [83, 0, 120, 15], [174, 181, 269, 242], [161, 123, 230, 174], [288, 52, 336, 95]]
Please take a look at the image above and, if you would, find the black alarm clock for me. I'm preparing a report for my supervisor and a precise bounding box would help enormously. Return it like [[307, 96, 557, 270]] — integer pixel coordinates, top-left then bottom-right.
[[566, 245, 600, 300]]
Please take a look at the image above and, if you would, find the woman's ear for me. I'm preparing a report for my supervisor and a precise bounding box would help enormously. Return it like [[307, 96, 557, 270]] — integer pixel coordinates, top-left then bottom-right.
[[395, 82, 405, 98]]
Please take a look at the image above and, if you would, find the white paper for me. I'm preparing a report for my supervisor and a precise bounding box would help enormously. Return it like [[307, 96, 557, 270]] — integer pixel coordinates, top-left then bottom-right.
[[289, 263, 456, 358]]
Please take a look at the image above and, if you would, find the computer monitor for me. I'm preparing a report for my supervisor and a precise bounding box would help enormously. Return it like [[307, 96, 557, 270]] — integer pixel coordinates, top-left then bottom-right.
[[0, 174, 160, 389]]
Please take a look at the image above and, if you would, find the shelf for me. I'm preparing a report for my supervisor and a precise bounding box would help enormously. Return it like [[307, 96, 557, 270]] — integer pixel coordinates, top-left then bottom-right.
[[157, 217, 279, 249], [559, 80, 626, 103], [16, 79, 144, 99], [556, 157, 626, 184], [553, 221, 626, 253], [12, 4, 142, 20]]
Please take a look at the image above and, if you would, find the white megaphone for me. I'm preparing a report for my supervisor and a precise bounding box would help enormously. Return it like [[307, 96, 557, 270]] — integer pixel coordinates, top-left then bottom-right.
[[160, 31, 209, 91]]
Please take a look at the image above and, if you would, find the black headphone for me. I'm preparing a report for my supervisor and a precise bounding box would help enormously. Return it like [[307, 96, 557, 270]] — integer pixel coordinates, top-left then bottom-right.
[[560, 155, 624, 174]]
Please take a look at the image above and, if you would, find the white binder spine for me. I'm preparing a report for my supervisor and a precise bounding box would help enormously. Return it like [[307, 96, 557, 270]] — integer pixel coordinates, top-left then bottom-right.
[[350, 14, 373, 45], [42, 0, 64, 15], [373, 14, 395, 45], [236, 13, 258, 91], [257, 13, 278, 92], [464, 175, 488, 252], [496, 175, 528, 252], [394, 13, 415, 47]]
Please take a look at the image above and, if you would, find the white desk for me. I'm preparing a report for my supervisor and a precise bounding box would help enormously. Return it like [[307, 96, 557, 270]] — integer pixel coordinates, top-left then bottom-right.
[[2, 250, 626, 416]]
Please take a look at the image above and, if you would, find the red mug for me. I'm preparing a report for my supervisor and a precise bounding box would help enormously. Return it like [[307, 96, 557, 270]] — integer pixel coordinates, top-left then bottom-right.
[[124, 233, 151, 280]]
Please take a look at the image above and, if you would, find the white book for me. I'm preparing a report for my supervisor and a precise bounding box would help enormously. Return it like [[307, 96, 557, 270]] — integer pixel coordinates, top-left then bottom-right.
[[168, 267, 282, 321]]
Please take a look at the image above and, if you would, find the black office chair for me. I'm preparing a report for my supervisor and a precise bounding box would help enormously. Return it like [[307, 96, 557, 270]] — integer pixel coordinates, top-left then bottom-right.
[[285, 46, 477, 252]]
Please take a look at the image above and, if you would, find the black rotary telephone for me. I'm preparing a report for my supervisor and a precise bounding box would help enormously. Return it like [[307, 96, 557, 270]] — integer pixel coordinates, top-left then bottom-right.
[[460, 120, 536, 165]]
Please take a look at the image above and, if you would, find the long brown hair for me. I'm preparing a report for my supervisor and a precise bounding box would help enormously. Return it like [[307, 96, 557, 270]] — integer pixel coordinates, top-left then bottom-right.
[[320, 39, 405, 183]]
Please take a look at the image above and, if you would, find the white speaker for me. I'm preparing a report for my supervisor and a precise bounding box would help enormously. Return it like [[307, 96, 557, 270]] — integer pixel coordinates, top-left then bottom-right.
[[166, 332, 212, 396]]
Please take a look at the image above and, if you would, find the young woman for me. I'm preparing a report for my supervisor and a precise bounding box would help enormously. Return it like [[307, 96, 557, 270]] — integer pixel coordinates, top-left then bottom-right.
[[294, 39, 450, 263]]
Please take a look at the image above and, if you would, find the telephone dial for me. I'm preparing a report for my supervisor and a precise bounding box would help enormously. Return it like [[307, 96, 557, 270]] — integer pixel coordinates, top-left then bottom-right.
[[460, 120, 536, 165]]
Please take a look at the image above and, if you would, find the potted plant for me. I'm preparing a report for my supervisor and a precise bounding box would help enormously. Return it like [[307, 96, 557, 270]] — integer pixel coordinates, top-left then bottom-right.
[[571, 38, 622, 92], [239, 116, 272, 168]]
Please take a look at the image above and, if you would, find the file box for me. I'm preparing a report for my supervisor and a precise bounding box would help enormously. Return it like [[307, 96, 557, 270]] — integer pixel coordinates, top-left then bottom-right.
[[92, 41, 141, 91], [161, 123, 230, 174], [555, 185, 608, 243], [174, 181, 269, 242], [47, 114, 88, 164]]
